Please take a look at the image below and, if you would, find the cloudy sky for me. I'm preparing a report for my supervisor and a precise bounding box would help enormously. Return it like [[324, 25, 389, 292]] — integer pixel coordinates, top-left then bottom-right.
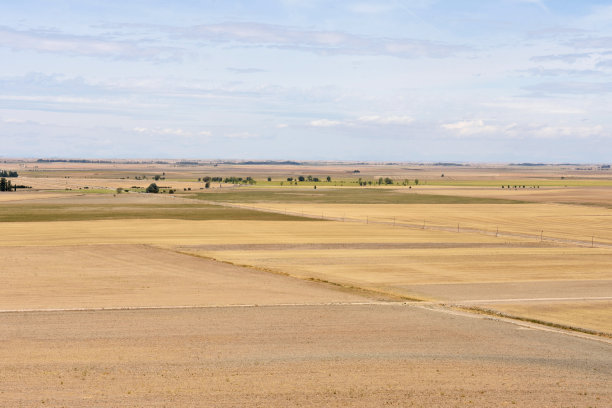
[[1, 0, 611, 162]]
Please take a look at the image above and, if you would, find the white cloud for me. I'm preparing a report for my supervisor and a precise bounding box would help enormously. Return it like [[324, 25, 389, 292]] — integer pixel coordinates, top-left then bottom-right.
[[358, 115, 413, 125], [173, 22, 470, 58], [133, 127, 211, 137], [518, 124, 604, 139], [442, 120, 498, 135], [225, 131, 258, 139], [0, 26, 183, 61], [276, 123, 289, 128], [483, 100, 586, 115], [310, 119, 342, 127], [442, 120, 606, 140]]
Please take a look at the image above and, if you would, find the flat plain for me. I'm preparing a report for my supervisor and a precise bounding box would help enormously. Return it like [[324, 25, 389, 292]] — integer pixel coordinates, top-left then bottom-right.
[[0, 160, 611, 407]]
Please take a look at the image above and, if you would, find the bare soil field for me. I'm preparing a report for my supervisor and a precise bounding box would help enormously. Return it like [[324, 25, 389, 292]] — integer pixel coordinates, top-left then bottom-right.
[[0, 244, 370, 310], [1, 305, 610, 408]]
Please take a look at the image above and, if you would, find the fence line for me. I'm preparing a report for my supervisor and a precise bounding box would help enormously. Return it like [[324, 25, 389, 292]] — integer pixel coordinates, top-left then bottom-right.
[[200, 200, 612, 249]]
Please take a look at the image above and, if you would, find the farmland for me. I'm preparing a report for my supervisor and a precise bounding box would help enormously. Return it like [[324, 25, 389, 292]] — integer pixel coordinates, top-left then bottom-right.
[[0, 160, 610, 407]]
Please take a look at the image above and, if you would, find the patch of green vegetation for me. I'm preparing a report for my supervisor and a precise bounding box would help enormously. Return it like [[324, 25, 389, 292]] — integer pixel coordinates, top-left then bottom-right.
[[0, 203, 316, 222], [191, 188, 526, 204]]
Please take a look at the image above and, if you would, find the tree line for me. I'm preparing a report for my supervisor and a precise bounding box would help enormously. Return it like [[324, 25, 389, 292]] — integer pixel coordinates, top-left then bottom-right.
[[0, 170, 18, 177], [0, 178, 30, 191]]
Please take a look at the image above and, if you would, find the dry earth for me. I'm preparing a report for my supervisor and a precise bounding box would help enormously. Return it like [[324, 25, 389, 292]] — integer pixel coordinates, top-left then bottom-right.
[[1, 305, 610, 408], [0, 244, 371, 310]]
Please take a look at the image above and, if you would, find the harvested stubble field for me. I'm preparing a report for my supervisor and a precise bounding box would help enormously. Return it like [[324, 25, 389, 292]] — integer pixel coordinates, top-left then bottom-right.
[[475, 300, 612, 335], [1, 163, 611, 407], [415, 185, 612, 207], [226, 201, 612, 245], [187, 187, 612, 335]]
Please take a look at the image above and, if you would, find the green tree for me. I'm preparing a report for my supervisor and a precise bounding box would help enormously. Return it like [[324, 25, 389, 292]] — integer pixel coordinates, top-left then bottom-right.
[[146, 183, 159, 193]]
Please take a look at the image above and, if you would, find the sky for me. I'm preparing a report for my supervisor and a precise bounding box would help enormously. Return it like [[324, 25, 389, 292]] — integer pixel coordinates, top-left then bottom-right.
[[1, 0, 611, 162]]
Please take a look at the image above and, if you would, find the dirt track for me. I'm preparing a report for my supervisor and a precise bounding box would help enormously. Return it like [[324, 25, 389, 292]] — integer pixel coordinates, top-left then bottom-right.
[[1, 304, 610, 407]]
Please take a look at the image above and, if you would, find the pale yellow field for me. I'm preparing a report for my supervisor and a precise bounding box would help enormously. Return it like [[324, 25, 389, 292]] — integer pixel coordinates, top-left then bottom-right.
[[481, 300, 612, 334], [0, 192, 66, 202], [244, 202, 612, 245], [183, 246, 612, 301], [0, 219, 516, 247]]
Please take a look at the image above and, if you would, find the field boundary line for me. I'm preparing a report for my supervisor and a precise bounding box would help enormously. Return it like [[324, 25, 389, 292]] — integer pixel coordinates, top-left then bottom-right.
[[416, 304, 612, 344], [163, 245, 424, 302], [0, 301, 400, 314], [454, 296, 612, 304]]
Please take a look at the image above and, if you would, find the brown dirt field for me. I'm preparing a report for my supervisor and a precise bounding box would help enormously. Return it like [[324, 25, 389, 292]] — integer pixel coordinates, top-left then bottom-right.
[[0, 305, 610, 407], [0, 245, 370, 310]]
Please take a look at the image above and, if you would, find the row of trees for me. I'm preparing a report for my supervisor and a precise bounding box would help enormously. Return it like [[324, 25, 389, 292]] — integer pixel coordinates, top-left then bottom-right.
[[356, 178, 419, 186], [197, 176, 254, 184], [0, 178, 15, 191], [0, 170, 18, 177], [286, 176, 332, 182], [198, 176, 223, 182]]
